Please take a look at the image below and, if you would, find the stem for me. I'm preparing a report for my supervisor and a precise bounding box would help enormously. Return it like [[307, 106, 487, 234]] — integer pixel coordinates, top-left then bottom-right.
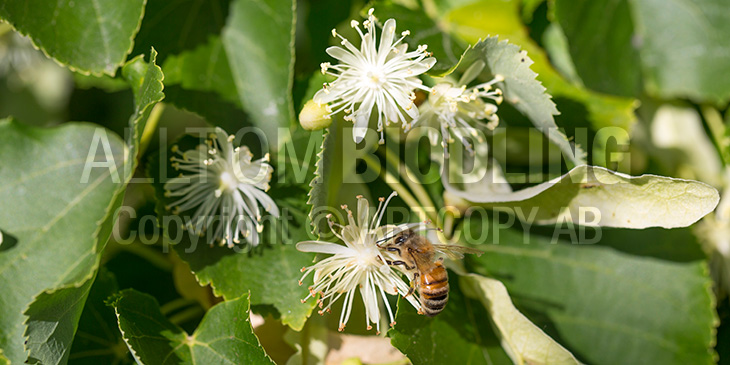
[[139, 103, 165, 157], [378, 147, 437, 213], [169, 306, 205, 326], [702, 105, 728, 165], [300, 317, 311, 365], [443, 210, 455, 239], [119, 241, 173, 271], [362, 154, 434, 222], [161, 298, 198, 316]]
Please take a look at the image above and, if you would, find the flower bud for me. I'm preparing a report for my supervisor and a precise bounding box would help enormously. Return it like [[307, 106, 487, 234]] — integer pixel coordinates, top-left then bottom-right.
[[299, 100, 332, 131]]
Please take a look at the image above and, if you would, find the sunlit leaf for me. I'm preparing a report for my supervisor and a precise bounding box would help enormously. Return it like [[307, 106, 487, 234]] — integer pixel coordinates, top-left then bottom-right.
[[0, 0, 145, 75], [0, 119, 125, 362], [461, 274, 580, 365], [222, 0, 296, 144], [629, 0, 730, 102], [20, 50, 164, 364], [445, 164, 719, 229], [24, 277, 95, 365]]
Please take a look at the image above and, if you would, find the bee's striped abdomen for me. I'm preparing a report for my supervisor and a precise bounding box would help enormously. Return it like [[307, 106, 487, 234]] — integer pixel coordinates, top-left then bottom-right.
[[419, 264, 449, 317]]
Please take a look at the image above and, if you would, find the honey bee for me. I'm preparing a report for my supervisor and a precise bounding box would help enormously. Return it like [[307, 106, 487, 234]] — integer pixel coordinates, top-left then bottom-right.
[[379, 229, 483, 316]]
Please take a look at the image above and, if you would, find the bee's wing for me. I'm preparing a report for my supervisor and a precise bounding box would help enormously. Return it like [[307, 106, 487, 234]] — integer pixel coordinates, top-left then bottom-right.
[[432, 244, 484, 260]]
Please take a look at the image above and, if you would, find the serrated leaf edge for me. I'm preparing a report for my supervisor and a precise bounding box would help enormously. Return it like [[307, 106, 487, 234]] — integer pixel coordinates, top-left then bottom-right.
[[0, 0, 148, 77], [305, 127, 330, 239], [20, 48, 164, 363]]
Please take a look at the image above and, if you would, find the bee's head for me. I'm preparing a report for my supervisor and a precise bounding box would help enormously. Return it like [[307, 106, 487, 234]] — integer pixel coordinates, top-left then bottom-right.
[[377, 228, 414, 248], [392, 229, 415, 246]]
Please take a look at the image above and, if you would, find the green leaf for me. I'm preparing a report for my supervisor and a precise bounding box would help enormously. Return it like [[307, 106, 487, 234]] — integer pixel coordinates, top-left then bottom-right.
[[222, 0, 296, 145], [171, 204, 316, 331], [162, 36, 239, 106], [68, 270, 133, 365], [110, 290, 274, 364], [553, 0, 642, 97], [21, 50, 164, 364], [388, 271, 511, 364], [0, 0, 145, 75], [451, 36, 585, 167], [540, 23, 582, 86], [131, 0, 230, 63], [122, 48, 166, 166], [555, 0, 730, 102], [0, 119, 125, 362], [160, 36, 253, 131], [461, 274, 580, 365], [445, 164, 719, 229], [23, 278, 95, 365], [464, 224, 718, 364], [628, 0, 730, 102], [163, 86, 251, 133]]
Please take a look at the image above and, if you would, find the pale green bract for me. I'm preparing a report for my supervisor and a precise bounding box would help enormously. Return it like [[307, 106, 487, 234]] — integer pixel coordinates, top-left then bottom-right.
[[462, 274, 581, 365], [444, 164, 719, 229]]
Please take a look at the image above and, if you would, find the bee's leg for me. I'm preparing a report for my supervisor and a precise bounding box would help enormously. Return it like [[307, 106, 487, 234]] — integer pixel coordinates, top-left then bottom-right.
[[386, 247, 401, 255], [405, 272, 419, 297], [386, 260, 414, 270]]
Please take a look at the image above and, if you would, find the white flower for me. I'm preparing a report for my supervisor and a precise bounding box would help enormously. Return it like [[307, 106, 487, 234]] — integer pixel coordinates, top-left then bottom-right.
[[314, 8, 436, 144], [164, 127, 279, 247], [412, 60, 503, 156], [297, 192, 421, 333]]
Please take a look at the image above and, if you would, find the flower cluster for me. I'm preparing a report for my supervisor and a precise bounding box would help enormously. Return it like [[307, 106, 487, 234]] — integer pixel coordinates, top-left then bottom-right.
[[164, 127, 279, 247], [413, 61, 503, 156], [297, 193, 421, 333], [310, 8, 503, 154], [314, 8, 436, 144]]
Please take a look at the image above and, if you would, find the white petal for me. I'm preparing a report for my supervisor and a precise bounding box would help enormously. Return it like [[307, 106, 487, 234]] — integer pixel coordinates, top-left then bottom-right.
[[362, 275, 380, 324], [296, 241, 353, 255], [326, 46, 360, 66], [313, 88, 339, 104], [357, 196, 369, 230], [378, 19, 397, 58]]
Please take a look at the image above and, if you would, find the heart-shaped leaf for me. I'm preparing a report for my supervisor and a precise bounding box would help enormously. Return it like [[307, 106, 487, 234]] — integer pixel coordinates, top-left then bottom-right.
[[110, 290, 273, 364], [0, 119, 125, 362]]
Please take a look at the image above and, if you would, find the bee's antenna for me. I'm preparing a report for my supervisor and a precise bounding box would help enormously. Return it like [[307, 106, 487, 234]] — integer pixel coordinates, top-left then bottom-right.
[[418, 220, 443, 233], [375, 235, 393, 244], [423, 227, 443, 232]]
